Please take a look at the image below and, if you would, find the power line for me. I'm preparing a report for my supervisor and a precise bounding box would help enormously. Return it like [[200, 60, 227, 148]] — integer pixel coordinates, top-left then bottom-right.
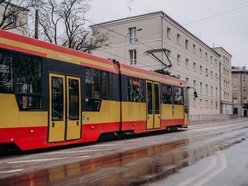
[[183, 4, 248, 26]]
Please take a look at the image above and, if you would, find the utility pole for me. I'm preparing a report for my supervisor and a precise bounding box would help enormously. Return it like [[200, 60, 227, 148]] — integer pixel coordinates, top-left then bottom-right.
[[34, 0, 38, 39]]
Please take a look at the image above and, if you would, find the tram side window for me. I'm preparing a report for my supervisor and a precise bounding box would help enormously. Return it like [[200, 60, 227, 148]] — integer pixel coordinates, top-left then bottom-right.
[[85, 67, 110, 111], [14, 53, 42, 110], [0, 50, 13, 93], [161, 85, 173, 104], [101, 71, 110, 99], [128, 77, 144, 102], [0, 49, 43, 110], [174, 87, 184, 105]]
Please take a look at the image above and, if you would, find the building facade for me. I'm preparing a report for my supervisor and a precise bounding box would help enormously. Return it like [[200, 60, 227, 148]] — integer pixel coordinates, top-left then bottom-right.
[[0, 2, 29, 35], [91, 11, 233, 121], [213, 47, 233, 114], [232, 67, 248, 117]]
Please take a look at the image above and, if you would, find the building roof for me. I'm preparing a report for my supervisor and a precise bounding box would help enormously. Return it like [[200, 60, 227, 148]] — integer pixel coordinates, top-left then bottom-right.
[[232, 66, 248, 73], [213, 47, 232, 57], [90, 11, 222, 57]]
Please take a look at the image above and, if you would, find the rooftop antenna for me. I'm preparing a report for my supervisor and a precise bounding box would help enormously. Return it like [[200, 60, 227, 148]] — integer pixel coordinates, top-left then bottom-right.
[[128, 0, 134, 17]]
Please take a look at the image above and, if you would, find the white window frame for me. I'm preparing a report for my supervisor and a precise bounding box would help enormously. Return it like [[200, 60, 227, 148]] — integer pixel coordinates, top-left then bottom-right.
[[129, 27, 137, 44], [129, 49, 137, 65]]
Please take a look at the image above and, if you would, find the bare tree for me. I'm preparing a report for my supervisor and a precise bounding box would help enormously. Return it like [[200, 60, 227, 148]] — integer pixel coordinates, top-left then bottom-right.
[[0, 0, 29, 32], [36, 0, 108, 52]]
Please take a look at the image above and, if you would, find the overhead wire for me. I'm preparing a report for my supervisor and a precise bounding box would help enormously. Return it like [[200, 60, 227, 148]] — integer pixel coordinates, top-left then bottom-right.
[[84, 4, 248, 70], [34, 1, 247, 78]]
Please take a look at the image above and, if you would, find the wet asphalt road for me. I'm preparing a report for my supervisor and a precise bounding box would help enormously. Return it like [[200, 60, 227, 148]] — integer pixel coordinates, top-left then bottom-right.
[[0, 118, 248, 186], [149, 133, 248, 186]]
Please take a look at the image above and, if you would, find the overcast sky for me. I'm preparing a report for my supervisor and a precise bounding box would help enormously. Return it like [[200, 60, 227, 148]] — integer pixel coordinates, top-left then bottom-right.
[[87, 0, 248, 67]]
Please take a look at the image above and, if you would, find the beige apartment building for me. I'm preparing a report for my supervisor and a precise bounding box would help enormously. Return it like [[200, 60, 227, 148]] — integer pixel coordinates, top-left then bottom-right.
[[213, 47, 233, 114], [232, 67, 248, 117], [0, 2, 29, 35], [91, 11, 233, 121]]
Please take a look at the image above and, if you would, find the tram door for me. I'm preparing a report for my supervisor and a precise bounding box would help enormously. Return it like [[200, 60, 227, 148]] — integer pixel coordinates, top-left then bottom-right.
[[146, 81, 161, 129], [48, 74, 81, 142]]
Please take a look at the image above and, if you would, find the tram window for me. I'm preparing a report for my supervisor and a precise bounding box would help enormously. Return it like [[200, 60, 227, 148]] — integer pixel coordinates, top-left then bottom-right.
[[16, 95, 43, 110], [161, 85, 172, 104], [85, 98, 101, 111], [69, 79, 79, 120], [85, 67, 110, 111], [0, 50, 13, 93], [14, 53, 43, 110], [101, 71, 109, 99], [0, 49, 43, 110], [154, 84, 160, 114], [128, 77, 144, 102], [174, 87, 184, 105], [51, 77, 64, 121], [147, 82, 153, 114]]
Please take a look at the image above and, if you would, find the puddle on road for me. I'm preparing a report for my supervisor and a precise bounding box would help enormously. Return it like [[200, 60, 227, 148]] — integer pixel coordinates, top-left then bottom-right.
[[0, 136, 246, 186]]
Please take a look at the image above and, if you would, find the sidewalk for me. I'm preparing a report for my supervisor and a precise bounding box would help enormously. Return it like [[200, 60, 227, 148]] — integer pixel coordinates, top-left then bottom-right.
[[189, 117, 248, 125]]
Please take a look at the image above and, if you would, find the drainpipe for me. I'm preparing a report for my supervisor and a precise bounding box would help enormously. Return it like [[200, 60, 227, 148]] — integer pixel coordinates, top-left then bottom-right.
[[240, 72, 243, 116], [161, 15, 164, 69], [219, 62, 222, 113]]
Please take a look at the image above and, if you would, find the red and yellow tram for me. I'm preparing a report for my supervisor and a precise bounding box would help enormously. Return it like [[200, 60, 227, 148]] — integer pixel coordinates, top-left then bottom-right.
[[0, 30, 188, 151]]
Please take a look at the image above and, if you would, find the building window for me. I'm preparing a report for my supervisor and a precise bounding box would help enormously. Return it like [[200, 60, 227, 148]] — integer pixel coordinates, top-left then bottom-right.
[[167, 27, 171, 39], [177, 54, 181, 65], [185, 58, 189, 69], [199, 48, 202, 57], [205, 52, 208, 61], [206, 84, 208, 96], [211, 71, 213, 79], [185, 39, 189, 50], [211, 86, 213, 97], [129, 49, 137, 65], [193, 44, 196, 54], [7, 14, 18, 28], [167, 50, 171, 58], [193, 62, 196, 72], [233, 108, 238, 114], [129, 27, 137, 44], [244, 77, 246, 82], [177, 34, 180, 45], [206, 68, 208, 77], [200, 65, 202, 74], [200, 82, 203, 93], [193, 80, 196, 88], [186, 78, 189, 84], [210, 56, 213, 64]]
